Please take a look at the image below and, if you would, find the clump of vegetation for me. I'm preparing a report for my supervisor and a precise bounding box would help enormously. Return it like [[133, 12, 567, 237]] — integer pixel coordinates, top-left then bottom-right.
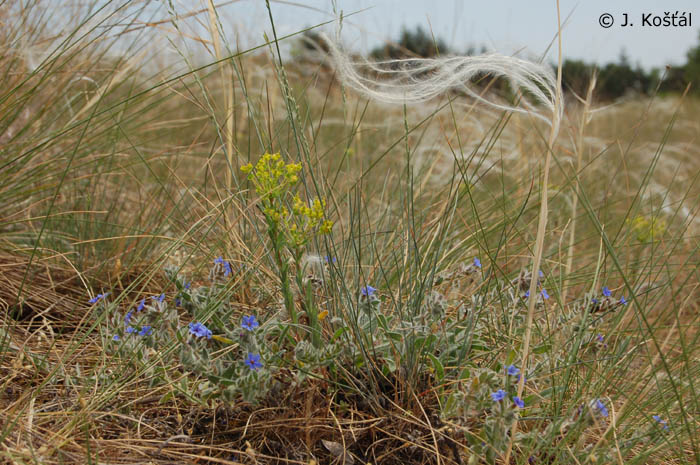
[[0, 1, 697, 465]]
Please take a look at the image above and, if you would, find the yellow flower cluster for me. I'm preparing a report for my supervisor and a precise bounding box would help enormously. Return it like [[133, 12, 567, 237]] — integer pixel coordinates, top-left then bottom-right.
[[627, 214, 667, 242], [241, 153, 333, 247], [241, 152, 301, 198], [286, 195, 334, 246], [292, 195, 324, 221]]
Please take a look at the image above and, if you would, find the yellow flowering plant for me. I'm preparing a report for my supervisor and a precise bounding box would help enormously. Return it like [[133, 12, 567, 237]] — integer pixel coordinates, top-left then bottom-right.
[[241, 153, 332, 346], [626, 214, 667, 243]]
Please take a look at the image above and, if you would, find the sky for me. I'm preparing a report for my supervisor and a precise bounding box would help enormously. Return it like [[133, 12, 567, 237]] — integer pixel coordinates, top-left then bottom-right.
[[217, 0, 699, 70]]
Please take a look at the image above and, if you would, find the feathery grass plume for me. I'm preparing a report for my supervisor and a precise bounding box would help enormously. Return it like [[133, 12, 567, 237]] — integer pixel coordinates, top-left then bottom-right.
[[323, 31, 562, 131]]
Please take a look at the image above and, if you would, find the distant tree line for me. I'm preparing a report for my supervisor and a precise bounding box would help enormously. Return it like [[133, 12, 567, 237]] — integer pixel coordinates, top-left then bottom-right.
[[560, 52, 689, 100], [298, 26, 700, 100]]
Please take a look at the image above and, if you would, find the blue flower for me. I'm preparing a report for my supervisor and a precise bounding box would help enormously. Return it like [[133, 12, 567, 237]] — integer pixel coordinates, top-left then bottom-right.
[[652, 415, 669, 430], [112, 335, 120, 341], [241, 315, 259, 332], [361, 285, 377, 297], [592, 298, 599, 305], [125, 326, 136, 334], [88, 293, 108, 304], [152, 293, 165, 303], [138, 325, 152, 336], [619, 296, 627, 305], [602, 286, 612, 297], [513, 396, 525, 408], [137, 298, 145, 312], [245, 353, 263, 370], [538, 270, 544, 278], [473, 257, 482, 268], [184, 281, 191, 289], [595, 399, 609, 418], [188, 322, 212, 339], [175, 298, 182, 307], [491, 389, 507, 402], [524, 289, 549, 299], [597, 334, 605, 343], [324, 256, 337, 264], [214, 256, 233, 277], [125, 311, 133, 325], [506, 365, 520, 376]]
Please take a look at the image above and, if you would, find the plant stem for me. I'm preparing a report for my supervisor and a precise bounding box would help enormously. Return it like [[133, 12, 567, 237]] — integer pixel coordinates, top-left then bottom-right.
[[272, 229, 297, 326], [503, 1, 563, 463]]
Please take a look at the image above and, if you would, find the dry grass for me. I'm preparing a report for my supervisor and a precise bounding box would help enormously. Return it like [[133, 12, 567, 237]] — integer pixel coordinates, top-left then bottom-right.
[[1, 2, 698, 464]]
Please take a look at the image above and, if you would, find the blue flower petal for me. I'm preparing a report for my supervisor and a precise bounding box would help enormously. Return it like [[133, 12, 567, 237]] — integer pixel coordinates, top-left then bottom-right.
[[361, 285, 377, 297], [245, 353, 263, 370], [241, 315, 259, 332]]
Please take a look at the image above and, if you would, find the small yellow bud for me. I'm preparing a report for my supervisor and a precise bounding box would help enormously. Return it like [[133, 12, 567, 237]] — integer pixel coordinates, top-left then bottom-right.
[[320, 220, 334, 234]]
